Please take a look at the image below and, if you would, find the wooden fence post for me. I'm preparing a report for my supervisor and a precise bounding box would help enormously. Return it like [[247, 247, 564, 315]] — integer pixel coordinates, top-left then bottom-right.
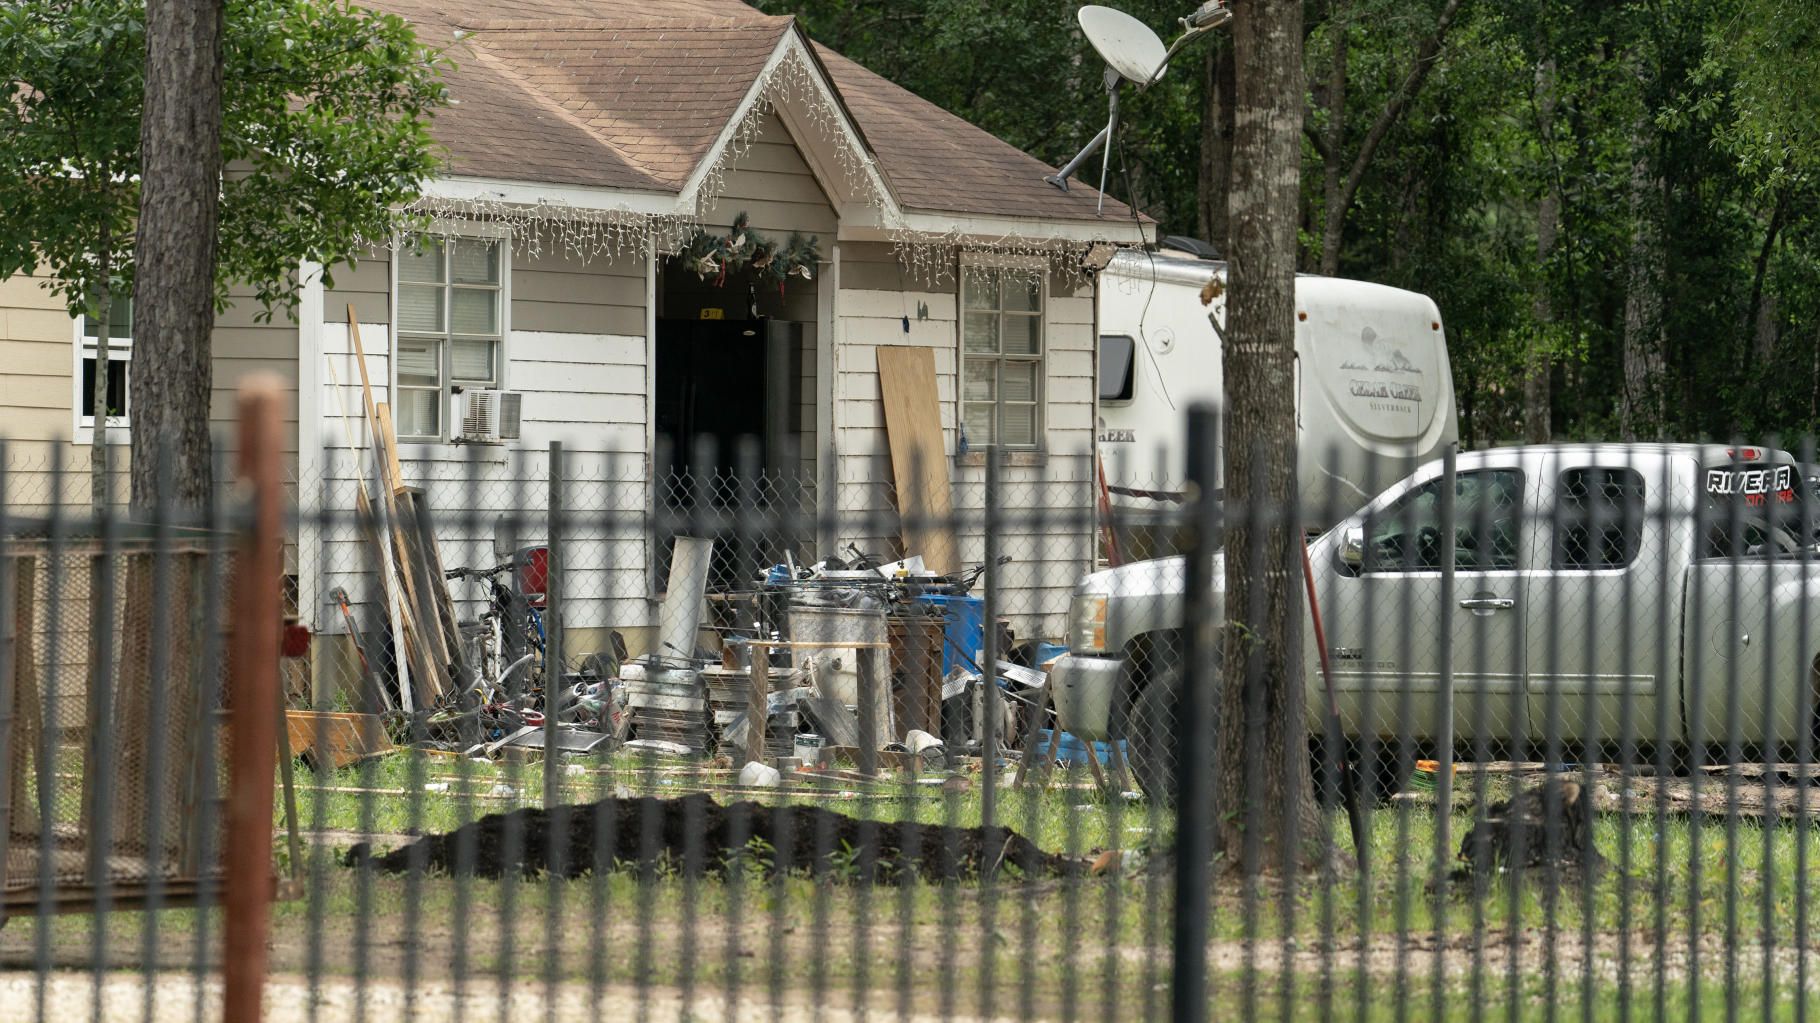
[[223, 376, 284, 1022]]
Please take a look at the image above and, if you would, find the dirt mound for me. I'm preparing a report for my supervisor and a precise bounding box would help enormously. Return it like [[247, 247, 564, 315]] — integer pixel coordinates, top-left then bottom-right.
[[346, 793, 1079, 883]]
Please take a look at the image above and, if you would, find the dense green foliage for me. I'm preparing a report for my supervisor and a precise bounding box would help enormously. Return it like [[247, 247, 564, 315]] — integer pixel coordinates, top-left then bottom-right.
[[768, 0, 1820, 443], [0, 0, 449, 321]]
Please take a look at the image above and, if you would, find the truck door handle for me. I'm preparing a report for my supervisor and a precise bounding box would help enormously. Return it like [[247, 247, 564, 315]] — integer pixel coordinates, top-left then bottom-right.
[[1459, 596, 1515, 611]]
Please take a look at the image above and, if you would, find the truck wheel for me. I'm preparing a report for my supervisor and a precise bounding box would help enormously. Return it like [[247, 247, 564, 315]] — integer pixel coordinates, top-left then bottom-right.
[[1127, 666, 1180, 804]]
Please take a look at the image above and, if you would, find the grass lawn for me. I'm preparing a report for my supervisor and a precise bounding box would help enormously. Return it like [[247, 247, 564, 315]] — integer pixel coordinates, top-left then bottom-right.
[[3, 749, 1818, 1019]]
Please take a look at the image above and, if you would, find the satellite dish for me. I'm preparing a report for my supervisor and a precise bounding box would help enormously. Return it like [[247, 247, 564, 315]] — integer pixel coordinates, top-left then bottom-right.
[[1047, 3, 1233, 208], [1078, 5, 1168, 85]]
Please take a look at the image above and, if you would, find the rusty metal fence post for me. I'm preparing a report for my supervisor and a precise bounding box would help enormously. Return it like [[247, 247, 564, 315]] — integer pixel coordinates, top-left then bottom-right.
[[223, 377, 285, 1022]]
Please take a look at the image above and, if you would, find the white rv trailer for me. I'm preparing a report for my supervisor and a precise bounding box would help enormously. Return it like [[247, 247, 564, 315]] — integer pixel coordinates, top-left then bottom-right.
[[1096, 247, 1458, 534]]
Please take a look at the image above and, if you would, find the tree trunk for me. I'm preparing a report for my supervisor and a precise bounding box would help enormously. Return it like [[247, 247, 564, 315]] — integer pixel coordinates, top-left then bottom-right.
[[1524, 60, 1559, 445], [1317, 1, 1349, 277], [1619, 126, 1667, 441], [131, 0, 224, 510], [1318, 0, 1462, 277], [1747, 190, 1788, 363], [1217, 0, 1322, 875], [90, 219, 114, 513], [1197, 41, 1236, 254]]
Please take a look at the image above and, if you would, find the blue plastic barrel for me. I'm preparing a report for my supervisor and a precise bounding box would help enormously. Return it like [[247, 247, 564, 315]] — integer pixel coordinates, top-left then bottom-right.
[[912, 593, 985, 677]]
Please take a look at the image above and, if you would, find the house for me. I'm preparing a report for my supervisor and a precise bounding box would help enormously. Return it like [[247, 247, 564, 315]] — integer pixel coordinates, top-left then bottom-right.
[[0, 0, 1152, 698]]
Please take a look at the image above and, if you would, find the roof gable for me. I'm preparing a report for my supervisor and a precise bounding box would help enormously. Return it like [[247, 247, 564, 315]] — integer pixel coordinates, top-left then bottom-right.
[[380, 0, 1142, 233]]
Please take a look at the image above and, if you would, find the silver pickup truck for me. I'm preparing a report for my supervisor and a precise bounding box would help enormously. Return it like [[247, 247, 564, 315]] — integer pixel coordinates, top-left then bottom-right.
[[1051, 443, 1820, 795]]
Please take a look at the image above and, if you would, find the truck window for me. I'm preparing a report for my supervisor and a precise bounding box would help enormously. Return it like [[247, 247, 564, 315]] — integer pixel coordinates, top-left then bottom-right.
[[1099, 334, 1135, 401], [1553, 467, 1645, 569], [1698, 459, 1815, 558], [1364, 469, 1523, 572]]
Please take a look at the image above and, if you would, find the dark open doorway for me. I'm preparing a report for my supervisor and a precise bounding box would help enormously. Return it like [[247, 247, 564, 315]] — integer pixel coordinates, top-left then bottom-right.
[[654, 316, 806, 592]]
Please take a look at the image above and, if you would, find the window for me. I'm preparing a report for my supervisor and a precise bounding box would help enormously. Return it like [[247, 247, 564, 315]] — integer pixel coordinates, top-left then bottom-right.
[[1363, 469, 1523, 572], [394, 234, 504, 441], [1099, 334, 1135, 402], [961, 267, 1043, 449], [1553, 468, 1645, 569], [76, 294, 133, 433]]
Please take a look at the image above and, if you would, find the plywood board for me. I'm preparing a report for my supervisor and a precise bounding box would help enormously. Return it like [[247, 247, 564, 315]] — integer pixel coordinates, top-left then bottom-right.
[[285, 711, 391, 770], [874, 346, 957, 574]]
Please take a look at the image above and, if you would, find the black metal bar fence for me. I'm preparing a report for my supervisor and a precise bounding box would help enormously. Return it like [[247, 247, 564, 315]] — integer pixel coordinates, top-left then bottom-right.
[[2, 404, 1820, 1020]]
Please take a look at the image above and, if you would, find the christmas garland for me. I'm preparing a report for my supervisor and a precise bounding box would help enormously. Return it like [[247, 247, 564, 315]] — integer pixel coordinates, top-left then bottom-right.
[[676, 212, 821, 291]]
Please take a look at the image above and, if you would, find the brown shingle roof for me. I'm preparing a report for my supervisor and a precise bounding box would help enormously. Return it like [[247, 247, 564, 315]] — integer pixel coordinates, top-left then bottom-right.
[[376, 0, 1138, 227], [812, 44, 1135, 223]]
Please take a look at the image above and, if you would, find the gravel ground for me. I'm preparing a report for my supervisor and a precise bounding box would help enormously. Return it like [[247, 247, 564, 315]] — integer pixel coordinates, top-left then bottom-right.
[[0, 971, 1011, 1023]]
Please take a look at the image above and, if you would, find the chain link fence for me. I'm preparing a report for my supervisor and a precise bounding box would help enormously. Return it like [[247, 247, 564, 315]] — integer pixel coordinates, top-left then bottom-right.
[[4, 421, 1820, 1020]]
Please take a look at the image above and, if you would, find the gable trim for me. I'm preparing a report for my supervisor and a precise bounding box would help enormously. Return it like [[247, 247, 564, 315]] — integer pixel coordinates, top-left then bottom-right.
[[675, 28, 903, 227]]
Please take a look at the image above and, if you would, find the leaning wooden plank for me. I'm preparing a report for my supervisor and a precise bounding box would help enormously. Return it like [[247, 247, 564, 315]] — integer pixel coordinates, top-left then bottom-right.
[[323, 342, 409, 711], [399, 488, 464, 678], [376, 404, 451, 705], [346, 308, 442, 709], [875, 346, 958, 575]]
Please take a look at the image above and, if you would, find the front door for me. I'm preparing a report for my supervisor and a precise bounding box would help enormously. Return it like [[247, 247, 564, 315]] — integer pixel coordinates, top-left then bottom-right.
[[1319, 466, 1530, 746]]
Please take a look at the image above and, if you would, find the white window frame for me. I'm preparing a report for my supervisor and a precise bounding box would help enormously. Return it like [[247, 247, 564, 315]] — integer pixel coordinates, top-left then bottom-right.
[[958, 252, 1047, 451], [388, 223, 512, 444], [71, 296, 133, 445]]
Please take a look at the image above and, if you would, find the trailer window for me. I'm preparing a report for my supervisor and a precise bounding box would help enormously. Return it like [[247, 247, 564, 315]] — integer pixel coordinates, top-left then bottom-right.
[[1553, 468, 1645, 569], [1100, 334, 1135, 401]]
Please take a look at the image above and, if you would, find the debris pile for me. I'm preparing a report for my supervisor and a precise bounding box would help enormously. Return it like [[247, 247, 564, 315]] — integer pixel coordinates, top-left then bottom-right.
[[349, 792, 1079, 883], [1452, 777, 1606, 884]]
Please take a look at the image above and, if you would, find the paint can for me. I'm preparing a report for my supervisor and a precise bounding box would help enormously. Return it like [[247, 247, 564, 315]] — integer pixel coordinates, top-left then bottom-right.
[[794, 732, 825, 766]]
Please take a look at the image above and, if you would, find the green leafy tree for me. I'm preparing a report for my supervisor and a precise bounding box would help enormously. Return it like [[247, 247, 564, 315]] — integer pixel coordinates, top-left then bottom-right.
[[0, 0, 449, 507]]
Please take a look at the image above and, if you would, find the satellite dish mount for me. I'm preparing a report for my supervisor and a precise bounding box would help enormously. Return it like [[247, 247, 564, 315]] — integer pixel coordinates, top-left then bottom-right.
[[1046, 2, 1234, 211]]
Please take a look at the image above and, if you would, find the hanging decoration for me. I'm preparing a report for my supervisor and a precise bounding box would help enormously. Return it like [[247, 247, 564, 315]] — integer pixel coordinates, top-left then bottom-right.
[[676, 212, 821, 291]]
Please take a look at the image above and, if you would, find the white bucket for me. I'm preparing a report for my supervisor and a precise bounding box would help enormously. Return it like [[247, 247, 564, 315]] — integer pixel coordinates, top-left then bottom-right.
[[794, 732, 825, 765]]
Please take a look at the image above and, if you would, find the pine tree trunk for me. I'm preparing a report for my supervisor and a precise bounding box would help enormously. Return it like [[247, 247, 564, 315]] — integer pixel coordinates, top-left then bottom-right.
[[131, 0, 224, 511], [1217, 0, 1323, 875], [1197, 42, 1236, 254], [1317, 2, 1349, 277], [1620, 123, 1667, 441], [1524, 60, 1558, 444]]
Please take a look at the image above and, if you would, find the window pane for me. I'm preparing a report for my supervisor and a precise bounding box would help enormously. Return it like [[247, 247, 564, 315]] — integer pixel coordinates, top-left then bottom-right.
[[1001, 404, 1038, 447], [450, 240, 500, 285], [1004, 276, 1040, 312], [396, 387, 440, 438], [963, 269, 999, 310], [1100, 334, 1135, 400], [1553, 467, 1644, 569], [83, 294, 132, 340], [962, 403, 995, 447], [963, 359, 995, 401], [398, 284, 445, 333], [964, 312, 999, 354], [1003, 314, 1040, 355], [399, 238, 445, 283], [80, 357, 128, 421], [1366, 469, 1522, 572], [396, 338, 440, 386], [451, 338, 496, 383], [451, 288, 498, 335], [1002, 361, 1037, 402]]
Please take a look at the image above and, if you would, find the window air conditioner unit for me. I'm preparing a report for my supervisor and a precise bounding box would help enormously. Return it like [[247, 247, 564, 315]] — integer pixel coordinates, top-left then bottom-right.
[[453, 388, 522, 444]]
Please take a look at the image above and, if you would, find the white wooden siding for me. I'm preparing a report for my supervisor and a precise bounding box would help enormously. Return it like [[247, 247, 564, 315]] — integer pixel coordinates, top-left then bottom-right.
[[831, 243, 1100, 642]]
